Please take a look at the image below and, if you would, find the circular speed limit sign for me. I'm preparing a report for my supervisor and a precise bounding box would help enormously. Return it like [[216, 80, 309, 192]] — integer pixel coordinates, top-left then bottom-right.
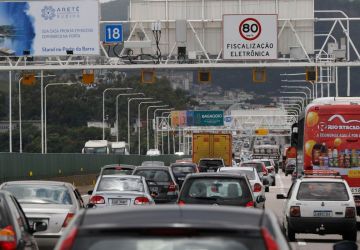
[[239, 18, 262, 41]]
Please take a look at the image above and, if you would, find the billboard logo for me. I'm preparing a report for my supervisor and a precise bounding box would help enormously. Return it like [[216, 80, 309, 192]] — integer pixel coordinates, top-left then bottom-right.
[[319, 122, 327, 132], [41, 6, 56, 20]]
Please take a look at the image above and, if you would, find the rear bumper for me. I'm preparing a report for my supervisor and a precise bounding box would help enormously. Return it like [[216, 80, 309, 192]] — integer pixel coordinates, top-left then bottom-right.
[[288, 217, 356, 234]]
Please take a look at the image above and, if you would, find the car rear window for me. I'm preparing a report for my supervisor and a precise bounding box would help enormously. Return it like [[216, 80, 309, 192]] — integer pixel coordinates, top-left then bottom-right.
[[2, 184, 73, 205], [97, 177, 144, 192], [73, 235, 266, 250], [134, 169, 171, 182], [297, 182, 349, 201], [240, 163, 262, 173], [199, 160, 223, 167], [102, 167, 134, 175], [171, 165, 196, 174], [182, 178, 252, 201]]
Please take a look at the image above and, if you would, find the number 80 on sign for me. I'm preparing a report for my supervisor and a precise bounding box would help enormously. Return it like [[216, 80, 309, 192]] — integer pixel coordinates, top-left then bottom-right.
[[105, 24, 123, 43]]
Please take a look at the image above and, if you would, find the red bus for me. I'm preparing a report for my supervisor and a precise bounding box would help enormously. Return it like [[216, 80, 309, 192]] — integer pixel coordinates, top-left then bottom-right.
[[295, 97, 360, 213]]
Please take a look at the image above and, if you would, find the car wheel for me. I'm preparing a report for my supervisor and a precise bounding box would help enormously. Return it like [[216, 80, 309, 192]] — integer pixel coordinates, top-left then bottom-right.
[[265, 186, 269, 192], [343, 231, 357, 241], [286, 222, 296, 242]]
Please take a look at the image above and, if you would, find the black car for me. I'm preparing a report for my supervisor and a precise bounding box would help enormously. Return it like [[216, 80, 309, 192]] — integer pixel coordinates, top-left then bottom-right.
[[54, 205, 290, 250], [198, 158, 225, 172], [177, 173, 263, 207], [133, 166, 179, 203], [170, 162, 198, 188], [0, 190, 46, 250]]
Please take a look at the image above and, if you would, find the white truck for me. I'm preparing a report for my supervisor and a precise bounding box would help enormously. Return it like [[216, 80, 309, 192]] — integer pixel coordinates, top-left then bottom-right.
[[82, 140, 110, 154], [110, 141, 130, 155]]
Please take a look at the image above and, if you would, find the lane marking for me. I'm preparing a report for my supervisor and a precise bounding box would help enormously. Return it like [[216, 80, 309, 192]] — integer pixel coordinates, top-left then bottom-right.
[[276, 174, 285, 193]]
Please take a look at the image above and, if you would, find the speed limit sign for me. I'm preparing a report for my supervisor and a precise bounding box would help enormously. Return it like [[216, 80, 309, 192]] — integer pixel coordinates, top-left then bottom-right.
[[223, 14, 278, 60], [239, 18, 261, 41]]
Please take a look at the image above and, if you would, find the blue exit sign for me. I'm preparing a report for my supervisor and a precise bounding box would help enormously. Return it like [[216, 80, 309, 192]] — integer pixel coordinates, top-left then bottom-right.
[[105, 24, 123, 43]]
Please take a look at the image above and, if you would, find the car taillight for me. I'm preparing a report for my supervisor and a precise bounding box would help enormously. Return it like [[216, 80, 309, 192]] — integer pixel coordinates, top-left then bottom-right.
[[134, 197, 150, 205], [345, 207, 356, 218], [62, 213, 75, 228], [261, 227, 279, 250], [168, 182, 176, 192], [253, 183, 262, 192], [57, 227, 78, 250], [245, 201, 254, 207], [178, 200, 185, 206], [0, 225, 16, 250], [89, 195, 105, 204], [290, 206, 301, 217]]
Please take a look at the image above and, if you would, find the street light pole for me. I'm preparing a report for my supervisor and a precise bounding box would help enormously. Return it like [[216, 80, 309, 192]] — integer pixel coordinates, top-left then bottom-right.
[[128, 97, 152, 153], [138, 101, 162, 155], [281, 86, 313, 101], [280, 91, 308, 106], [44, 82, 76, 153], [115, 93, 144, 142], [146, 105, 168, 152], [102, 87, 132, 140], [279, 96, 305, 110], [153, 108, 174, 149]]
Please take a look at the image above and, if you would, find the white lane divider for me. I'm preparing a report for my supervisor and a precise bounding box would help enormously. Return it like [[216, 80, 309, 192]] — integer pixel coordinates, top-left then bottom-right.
[[276, 174, 285, 193]]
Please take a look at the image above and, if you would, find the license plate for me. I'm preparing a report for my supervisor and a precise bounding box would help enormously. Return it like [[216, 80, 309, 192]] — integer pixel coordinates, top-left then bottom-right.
[[351, 187, 360, 194], [150, 187, 159, 192], [109, 198, 129, 205], [313, 211, 332, 217]]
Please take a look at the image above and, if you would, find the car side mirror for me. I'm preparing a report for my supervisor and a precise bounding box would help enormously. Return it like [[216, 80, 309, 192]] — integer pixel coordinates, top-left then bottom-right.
[[333, 241, 358, 250], [32, 221, 47, 233], [87, 190, 93, 195], [276, 194, 287, 199], [256, 196, 266, 203]]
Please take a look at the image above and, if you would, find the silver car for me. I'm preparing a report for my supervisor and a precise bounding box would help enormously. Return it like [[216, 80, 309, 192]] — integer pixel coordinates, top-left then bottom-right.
[[88, 175, 155, 207], [0, 180, 83, 250], [218, 166, 266, 209]]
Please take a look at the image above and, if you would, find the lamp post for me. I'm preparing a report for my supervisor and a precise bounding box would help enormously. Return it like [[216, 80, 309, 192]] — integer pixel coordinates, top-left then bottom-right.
[[45, 82, 76, 153], [128, 97, 152, 153], [281, 78, 316, 99], [153, 108, 174, 149], [146, 105, 168, 152], [102, 87, 132, 140], [281, 86, 313, 101], [138, 101, 162, 155], [279, 96, 305, 110], [115, 93, 144, 142], [18, 73, 56, 153]]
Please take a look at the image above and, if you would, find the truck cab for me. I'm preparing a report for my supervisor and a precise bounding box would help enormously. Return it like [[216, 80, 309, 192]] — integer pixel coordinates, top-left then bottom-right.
[[110, 141, 130, 155], [82, 140, 110, 154]]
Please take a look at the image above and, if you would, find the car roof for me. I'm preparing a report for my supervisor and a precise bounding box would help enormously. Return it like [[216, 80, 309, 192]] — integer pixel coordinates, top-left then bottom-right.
[[170, 162, 197, 166], [219, 167, 255, 172], [135, 166, 170, 170], [1, 180, 73, 187], [100, 175, 142, 179], [298, 177, 346, 183], [186, 173, 246, 178], [102, 164, 135, 169], [80, 205, 266, 230]]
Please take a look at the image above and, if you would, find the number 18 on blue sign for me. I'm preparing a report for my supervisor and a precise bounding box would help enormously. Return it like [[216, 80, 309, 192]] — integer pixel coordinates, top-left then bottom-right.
[[105, 24, 123, 43]]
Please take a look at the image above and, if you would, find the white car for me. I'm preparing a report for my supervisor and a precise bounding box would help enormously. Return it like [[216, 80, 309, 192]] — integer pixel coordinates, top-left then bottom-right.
[[218, 166, 266, 209], [88, 175, 155, 207], [277, 176, 357, 241]]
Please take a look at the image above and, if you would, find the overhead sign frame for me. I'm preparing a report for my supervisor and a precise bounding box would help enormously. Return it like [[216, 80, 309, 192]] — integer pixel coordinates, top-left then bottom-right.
[[223, 14, 278, 60]]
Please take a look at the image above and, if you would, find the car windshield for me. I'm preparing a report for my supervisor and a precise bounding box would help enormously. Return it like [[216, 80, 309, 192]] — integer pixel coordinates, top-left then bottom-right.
[[3, 184, 73, 205], [199, 160, 223, 167], [262, 161, 271, 166], [97, 177, 144, 192], [184, 178, 251, 200], [111, 148, 125, 154], [84, 147, 107, 154], [240, 163, 262, 173], [171, 165, 196, 175], [135, 169, 171, 182], [0, 198, 10, 228], [297, 182, 349, 201]]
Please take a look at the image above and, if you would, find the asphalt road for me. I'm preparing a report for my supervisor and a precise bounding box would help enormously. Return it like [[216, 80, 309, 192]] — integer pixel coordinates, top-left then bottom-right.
[[270, 171, 360, 250]]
